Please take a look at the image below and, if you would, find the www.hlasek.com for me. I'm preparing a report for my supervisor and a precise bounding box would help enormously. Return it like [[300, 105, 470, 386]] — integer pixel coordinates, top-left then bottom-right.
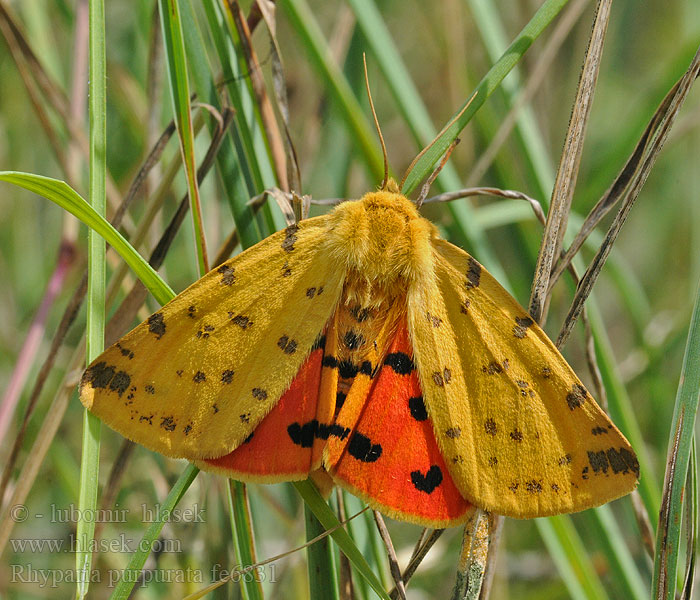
[[10, 533, 181, 554], [11, 564, 278, 588]]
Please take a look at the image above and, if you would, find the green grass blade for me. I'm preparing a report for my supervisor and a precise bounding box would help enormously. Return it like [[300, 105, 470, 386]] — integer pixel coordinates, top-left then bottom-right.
[[158, 0, 208, 275], [589, 301, 661, 521], [76, 1, 105, 595], [590, 506, 648, 600], [465, 0, 555, 196], [293, 480, 391, 600], [305, 504, 340, 600], [537, 516, 610, 600], [228, 481, 264, 600], [0, 172, 175, 305], [401, 0, 570, 194], [653, 277, 700, 599], [109, 464, 200, 600]]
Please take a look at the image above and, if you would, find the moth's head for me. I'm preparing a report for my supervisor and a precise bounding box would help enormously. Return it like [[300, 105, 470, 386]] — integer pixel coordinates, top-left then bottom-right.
[[325, 184, 436, 293]]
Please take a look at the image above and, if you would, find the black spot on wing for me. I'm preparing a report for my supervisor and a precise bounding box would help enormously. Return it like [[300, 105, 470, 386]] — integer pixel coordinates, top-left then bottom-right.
[[109, 371, 131, 396], [231, 314, 253, 329], [426, 312, 442, 327], [312, 334, 326, 351], [193, 371, 206, 383], [432, 367, 451, 386], [322, 355, 338, 369], [83, 362, 131, 397], [221, 370, 235, 384], [336, 391, 347, 409], [116, 343, 134, 359], [513, 316, 534, 338], [195, 324, 215, 340], [84, 362, 115, 389], [160, 416, 176, 432], [525, 480, 543, 494], [288, 420, 350, 447], [593, 447, 639, 476], [359, 361, 374, 377], [338, 360, 359, 379], [384, 352, 414, 375], [277, 335, 298, 354], [566, 383, 588, 410], [217, 264, 235, 285], [348, 433, 382, 462], [252, 388, 268, 400], [484, 418, 497, 435], [482, 361, 504, 374], [148, 313, 166, 339], [316, 422, 350, 441], [609, 447, 639, 476], [281, 224, 298, 252], [408, 396, 427, 421], [466, 257, 481, 289], [287, 421, 316, 448], [445, 427, 461, 439], [587, 450, 608, 474], [411, 465, 443, 494]]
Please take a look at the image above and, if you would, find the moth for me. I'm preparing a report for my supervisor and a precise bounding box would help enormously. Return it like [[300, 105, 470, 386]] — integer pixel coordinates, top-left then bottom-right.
[[79, 175, 639, 527]]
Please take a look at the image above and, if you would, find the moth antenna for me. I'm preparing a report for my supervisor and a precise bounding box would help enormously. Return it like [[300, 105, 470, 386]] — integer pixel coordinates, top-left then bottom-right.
[[416, 138, 460, 209], [364, 53, 389, 190], [400, 90, 476, 192]]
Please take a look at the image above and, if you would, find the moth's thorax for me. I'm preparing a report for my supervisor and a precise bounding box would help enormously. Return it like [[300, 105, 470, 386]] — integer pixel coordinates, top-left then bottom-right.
[[325, 189, 436, 301]]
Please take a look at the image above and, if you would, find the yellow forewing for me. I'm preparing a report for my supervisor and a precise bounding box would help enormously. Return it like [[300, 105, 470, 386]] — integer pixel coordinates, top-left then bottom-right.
[[409, 238, 639, 518], [80, 217, 344, 459]]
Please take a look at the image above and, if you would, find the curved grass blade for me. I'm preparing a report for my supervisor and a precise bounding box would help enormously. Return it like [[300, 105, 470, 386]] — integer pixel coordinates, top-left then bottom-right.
[[108, 464, 200, 600], [653, 277, 700, 600], [0, 172, 175, 305], [293, 480, 391, 600]]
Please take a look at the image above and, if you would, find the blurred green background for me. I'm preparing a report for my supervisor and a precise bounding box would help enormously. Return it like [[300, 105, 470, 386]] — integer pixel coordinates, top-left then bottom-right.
[[0, 0, 699, 598]]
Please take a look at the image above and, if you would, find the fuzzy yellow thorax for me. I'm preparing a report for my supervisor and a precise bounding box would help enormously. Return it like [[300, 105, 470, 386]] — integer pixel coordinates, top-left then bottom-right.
[[325, 186, 436, 301]]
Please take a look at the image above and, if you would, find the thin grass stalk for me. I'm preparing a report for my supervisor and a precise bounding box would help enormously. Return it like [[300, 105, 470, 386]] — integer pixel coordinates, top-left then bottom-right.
[[528, 0, 611, 323], [75, 0, 105, 596]]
